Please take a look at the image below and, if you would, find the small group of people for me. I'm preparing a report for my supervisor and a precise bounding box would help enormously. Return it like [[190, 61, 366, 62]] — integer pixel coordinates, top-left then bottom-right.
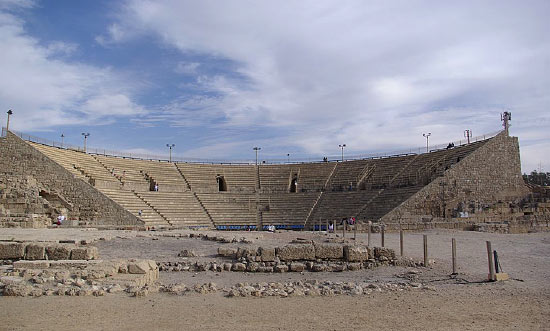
[[55, 214, 65, 225]]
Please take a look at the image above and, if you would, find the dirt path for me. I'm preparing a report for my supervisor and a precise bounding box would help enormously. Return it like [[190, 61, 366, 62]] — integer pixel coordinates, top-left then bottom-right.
[[1, 286, 548, 331]]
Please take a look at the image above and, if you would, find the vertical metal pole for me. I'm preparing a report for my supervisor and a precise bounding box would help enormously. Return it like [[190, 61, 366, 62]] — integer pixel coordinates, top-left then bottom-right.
[[381, 225, 385, 247], [423, 235, 428, 267], [367, 222, 372, 248], [399, 229, 404, 256], [354, 224, 357, 240], [487, 241, 495, 281], [452, 238, 457, 274], [343, 221, 346, 238]]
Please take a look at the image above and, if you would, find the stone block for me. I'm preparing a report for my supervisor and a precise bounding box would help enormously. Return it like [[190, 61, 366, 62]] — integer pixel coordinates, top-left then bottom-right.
[[289, 262, 305, 272], [46, 244, 71, 260], [13, 260, 50, 269], [231, 263, 246, 271], [236, 247, 258, 258], [25, 244, 45, 260], [128, 260, 153, 274], [374, 247, 395, 260], [217, 247, 237, 258], [259, 247, 276, 262], [344, 245, 369, 262], [246, 262, 260, 272], [70, 247, 99, 260], [314, 243, 344, 259], [0, 275, 25, 285], [276, 244, 315, 261], [0, 242, 26, 259], [274, 264, 289, 273]]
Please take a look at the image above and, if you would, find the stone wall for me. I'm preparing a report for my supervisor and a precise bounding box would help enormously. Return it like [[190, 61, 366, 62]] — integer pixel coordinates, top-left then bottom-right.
[[381, 131, 530, 224], [0, 132, 142, 227]]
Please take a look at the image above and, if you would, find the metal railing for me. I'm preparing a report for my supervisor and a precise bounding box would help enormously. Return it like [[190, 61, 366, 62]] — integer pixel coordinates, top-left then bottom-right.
[[2, 127, 502, 165]]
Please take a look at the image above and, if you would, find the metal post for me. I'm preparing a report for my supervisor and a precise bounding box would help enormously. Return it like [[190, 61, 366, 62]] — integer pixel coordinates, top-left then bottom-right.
[[367, 221, 372, 247], [452, 238, 457, 275], [423, 235, 428, 267], [399, 229, 404, 256], [381, 225, 385, 247], [343, 221, 346, 238], [253, 147, 261, 165], [353, 223, 357, 240], [487, 241, 495, 281], [60, 134, 65, 148], [6, 109, 12, 131], [423, 133, 431, 153], [339, 144, 346, 162]]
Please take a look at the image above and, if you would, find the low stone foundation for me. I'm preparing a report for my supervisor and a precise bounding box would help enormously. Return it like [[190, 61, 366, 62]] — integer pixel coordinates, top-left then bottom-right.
[[0, 242, 98, 261]]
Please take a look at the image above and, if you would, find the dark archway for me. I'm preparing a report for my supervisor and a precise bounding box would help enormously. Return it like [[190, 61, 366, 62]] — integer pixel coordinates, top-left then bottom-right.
[[289, 176, 298, 193], [217, 175, 227, 192]]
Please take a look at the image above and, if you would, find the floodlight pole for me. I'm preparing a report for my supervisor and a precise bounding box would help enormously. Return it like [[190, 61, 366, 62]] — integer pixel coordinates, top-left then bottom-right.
[[6, 109, 13, 132], [464, 129, 472, 144], [81, 133, 90, 152], [339, 144, 346, 162], [423, 133, 431, 153], [166, 144, 175, 162], [287, 153, 290, 163], [61, 134, 65, 147], [253, 147, 261, 165]]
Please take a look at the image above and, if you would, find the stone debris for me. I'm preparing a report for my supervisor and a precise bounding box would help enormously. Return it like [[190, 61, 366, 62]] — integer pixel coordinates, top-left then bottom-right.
[[178, 249, 197, 257], [0, 259, 159, 297]]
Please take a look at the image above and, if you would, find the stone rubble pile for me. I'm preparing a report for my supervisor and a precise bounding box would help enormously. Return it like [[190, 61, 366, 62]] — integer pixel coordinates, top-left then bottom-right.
[[160, 242, 406, 273], [0, 259, 158, 297], [159, 279, 431, 298]]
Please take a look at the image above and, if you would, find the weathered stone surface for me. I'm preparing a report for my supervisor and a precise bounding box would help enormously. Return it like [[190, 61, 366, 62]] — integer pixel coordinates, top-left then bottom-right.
[[13, 260, 50, 269], [25, 244, 45, 260], [344, 245, 369, 262], [217, 247, 237, 258], [274, 264, 289, 273], [247, 262, 260, 272], [128, 260, 152, 274], [257, 266, 273, 273], [374, 247, 395, 260], [276, 244, 315, 261], [46, 244, 71, 260], [347, 262, 362, 271], [0, 275, 25, 285], [314, 243, 344, 259], [312, 264, 328, 272], [237, 247, 258, 259], [289, 262, 305, 272], [259, 247, 276, 262], [70, 247, 99, 260], [178, 249, 196, 257], [0, 242, 26, 259], [232, 263, 246, 271]]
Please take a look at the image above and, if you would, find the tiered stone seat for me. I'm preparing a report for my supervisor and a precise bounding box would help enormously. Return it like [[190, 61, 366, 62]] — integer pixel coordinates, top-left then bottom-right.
[[358, 185, 424, 221], [177, 163, 256, 192], [328, 159, 372, 191], [260, 193, 317, 227], [309, 191, 378, 222], [196, 193, 256, 226], [258, 164, 292, 192], [293, 163, 334, 192], [136, 192, 211, 227], [99, 188, 168, 226], [29, 143, 118, 186]]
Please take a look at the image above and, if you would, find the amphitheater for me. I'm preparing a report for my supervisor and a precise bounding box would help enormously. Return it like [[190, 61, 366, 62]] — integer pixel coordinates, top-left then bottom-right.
[[1, 127, 546, 231], [1, 126, 549, 330]]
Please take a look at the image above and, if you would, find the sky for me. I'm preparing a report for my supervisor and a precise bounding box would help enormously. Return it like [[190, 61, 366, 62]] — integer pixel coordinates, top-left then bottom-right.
[[0, 0, 548, 171]]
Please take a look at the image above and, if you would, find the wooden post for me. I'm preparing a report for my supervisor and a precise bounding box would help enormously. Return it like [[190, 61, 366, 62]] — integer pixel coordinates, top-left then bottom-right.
[[486, 241, 495, 281], [367, 222, 372, 247], [343, 221, 346, 238], [326, 221, 329, 233], [423, 235, 428, 267], [399, 229, 404, 256], [381, 225, 385, 247], [354, 223, 357, 240], [451, 238, 457, 275]]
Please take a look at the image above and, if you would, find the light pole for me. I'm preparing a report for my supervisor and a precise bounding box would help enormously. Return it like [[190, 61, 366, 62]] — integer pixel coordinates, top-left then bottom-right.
[[339, 144, 346, 162], [464, 129, 472, 144], [61, 134, 65, 147], [6, 109, 13, 132], [81, 133, 90, 152], [287, 153, 290, 163], [253, 147, 261, 165], [166, 144, 175, 162], [422, 133, 431, 153]]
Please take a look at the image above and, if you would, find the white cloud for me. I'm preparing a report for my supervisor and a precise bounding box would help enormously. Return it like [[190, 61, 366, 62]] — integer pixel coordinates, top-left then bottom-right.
[[175, 62, 199, 75], [0, 8, 146, 131], [90, 1, 550, 169]]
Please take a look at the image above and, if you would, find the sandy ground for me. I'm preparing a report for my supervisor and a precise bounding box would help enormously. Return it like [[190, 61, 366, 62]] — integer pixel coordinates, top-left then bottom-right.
[[1, 229, 550, 330]]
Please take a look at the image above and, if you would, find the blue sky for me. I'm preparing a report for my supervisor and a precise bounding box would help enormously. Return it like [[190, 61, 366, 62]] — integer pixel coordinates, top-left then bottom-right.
[[0, 0, 548, 171]]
